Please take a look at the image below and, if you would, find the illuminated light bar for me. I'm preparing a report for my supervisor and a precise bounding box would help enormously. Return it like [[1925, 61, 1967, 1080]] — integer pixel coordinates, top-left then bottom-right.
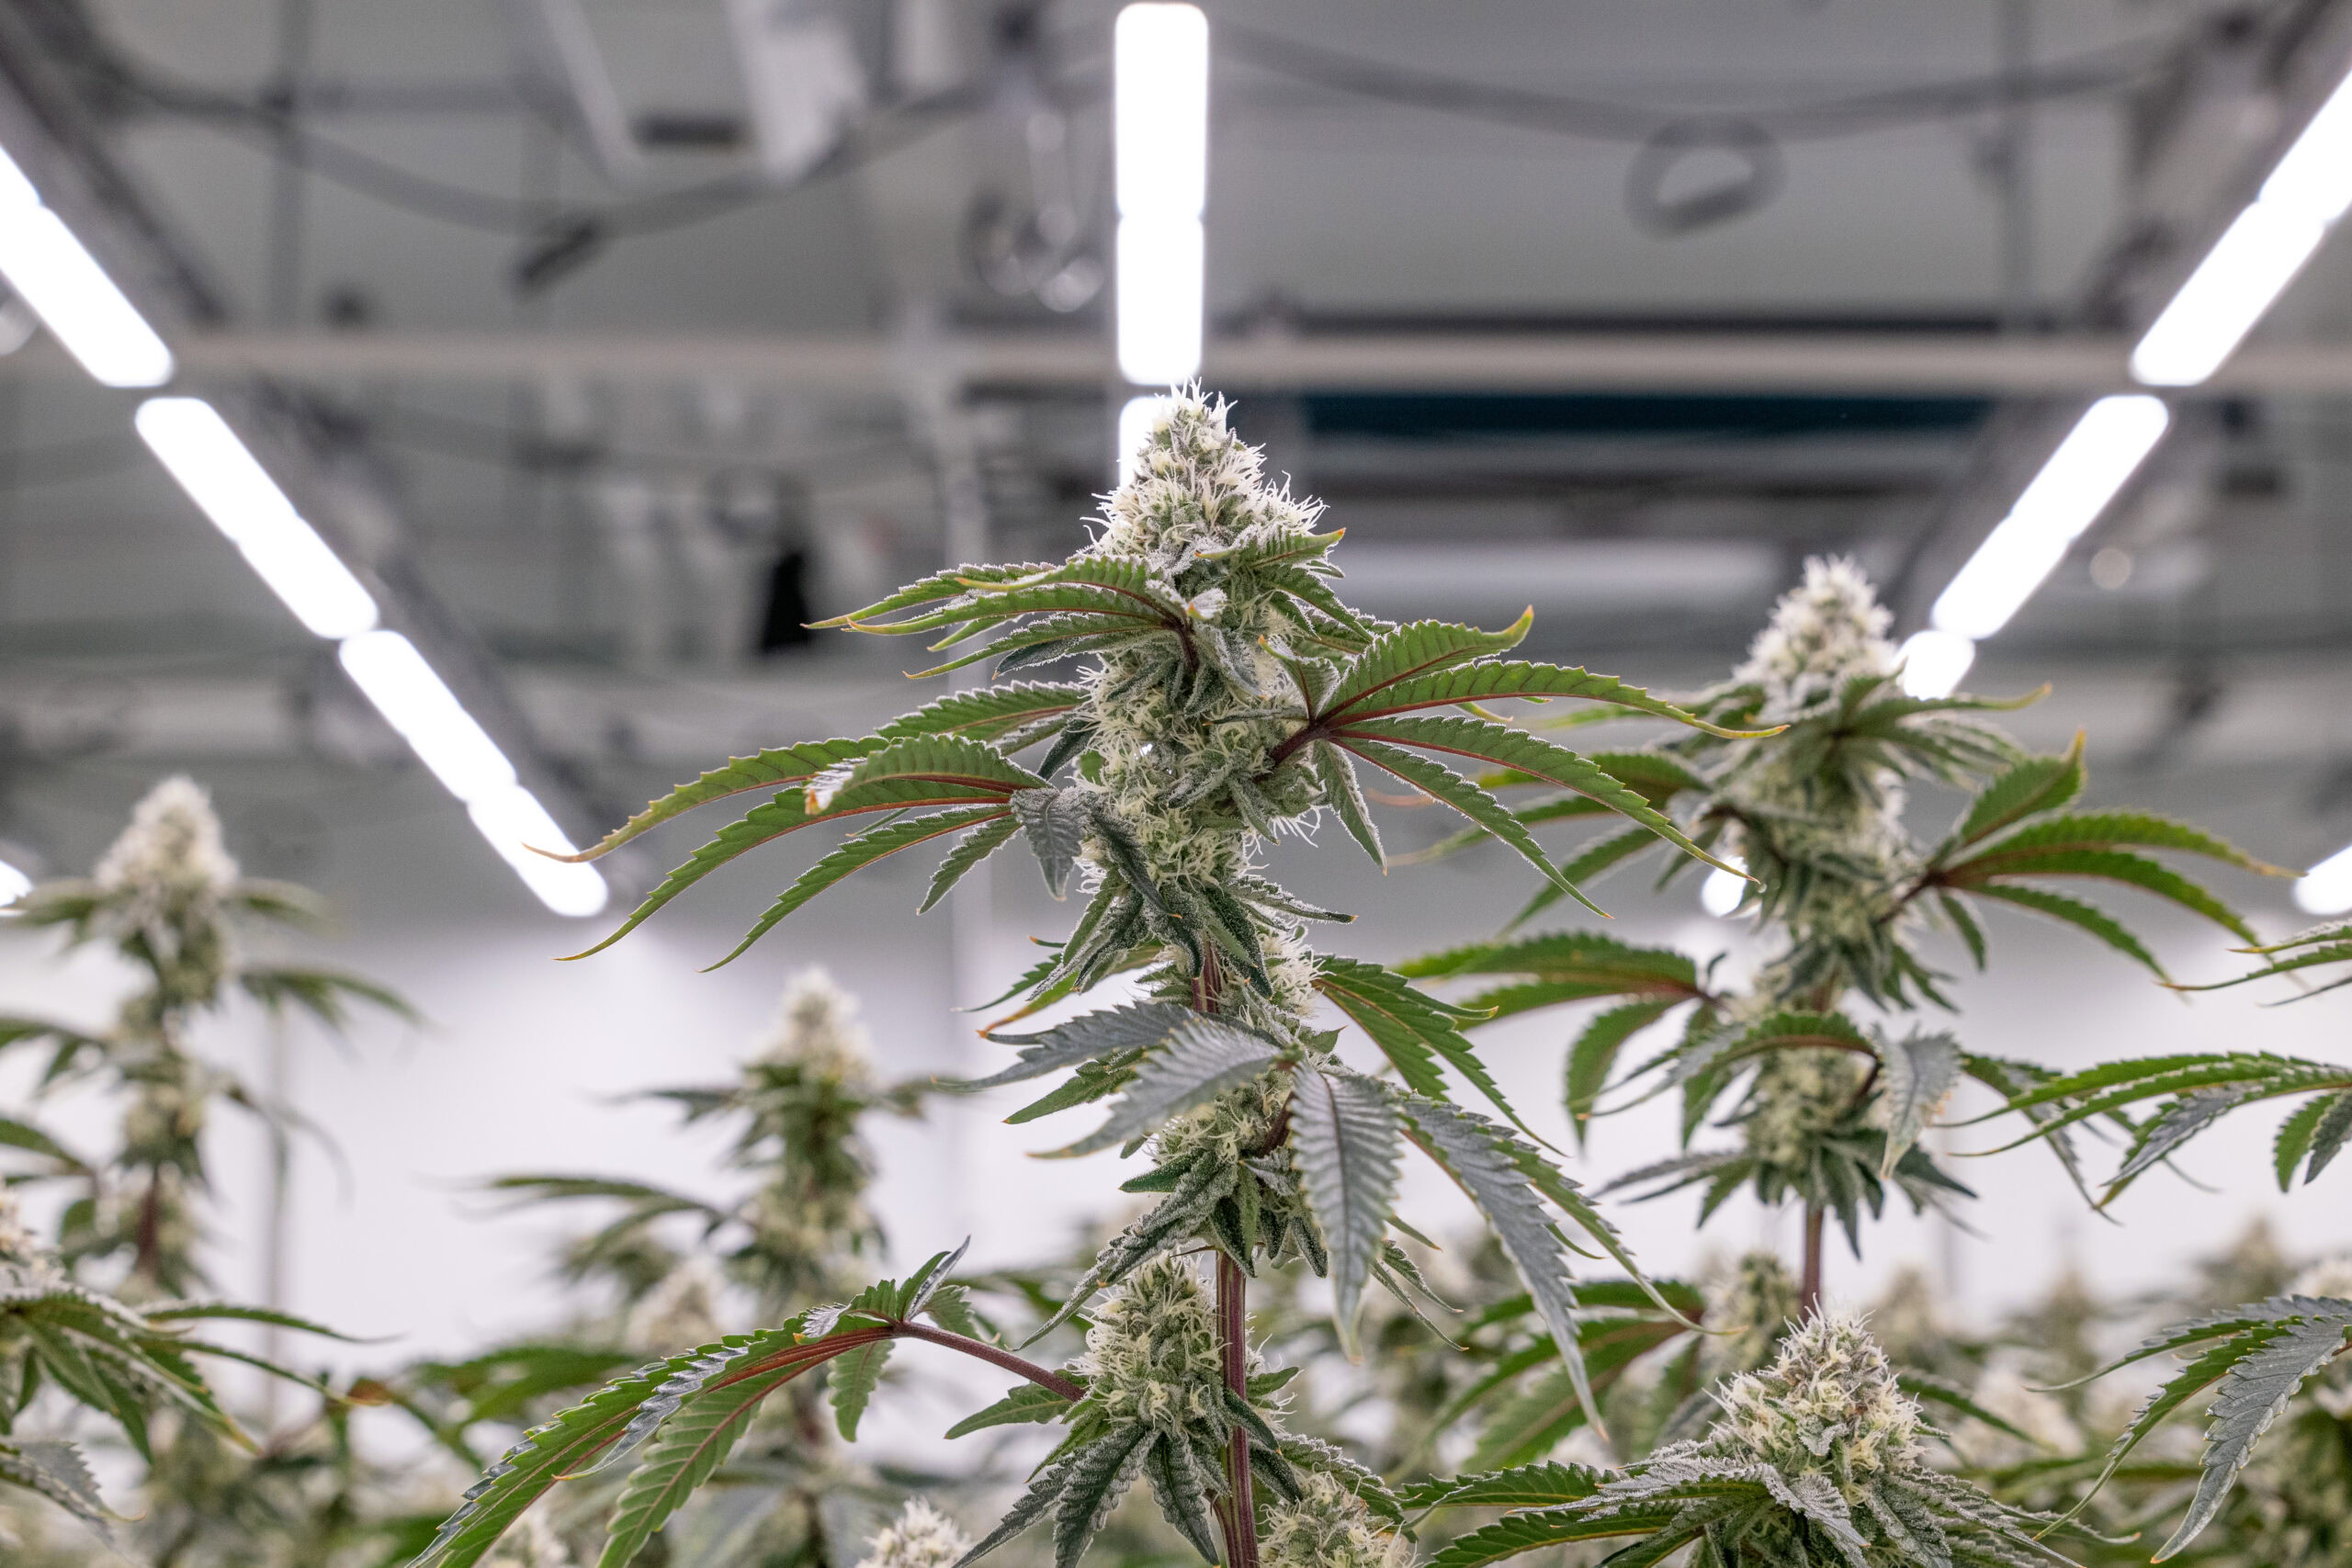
[[1895, 627, 1978, 701], [2296, 843, 2352, 917], [1701, 855, 1749, 918], [2132, 66, 2352, 388], [339, 631, 607, 918], [135, 398, 379, 639], [0, 143, 174, 388], [1113, 3, 1208, 386], [1929, 395, 2170, 642], [1116, 394, 1173, 483]]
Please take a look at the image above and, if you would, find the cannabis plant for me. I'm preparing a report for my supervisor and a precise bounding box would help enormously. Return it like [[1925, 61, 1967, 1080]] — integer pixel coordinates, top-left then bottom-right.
[[0, 1184, 345, 1541], [1410, 1309, 2095, 1568], [1400, 558, 2271, 1303], [1972, 927, 2352, 1560], [1, 776, 412, 1295], [406, 391, 1785, 1568]]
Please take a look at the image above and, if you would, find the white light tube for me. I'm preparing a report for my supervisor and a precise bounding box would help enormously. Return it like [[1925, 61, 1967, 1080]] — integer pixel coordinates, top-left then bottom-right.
[[1117, 393, 1171, 484], [1115, 4, 1208, 220], [2131, 65, 2352, 387], [468, 784, 610, 918], [1114, 3, 1208, 387], [0, 144, 174, 388], [1930, 395, 2170, 640], [2261, 69, 2352, 224], [2130, 201, 2326, 387], [337, 630, 608, 917], [1896, 628, 1977, 700], [1700, 856, 1748, 918], [2296, 844, 2352, 916], [1116, 214, 1205, 386], [337, 630, 517, 802], [135, 398, 379, 639], [0, 859, 30, 909]]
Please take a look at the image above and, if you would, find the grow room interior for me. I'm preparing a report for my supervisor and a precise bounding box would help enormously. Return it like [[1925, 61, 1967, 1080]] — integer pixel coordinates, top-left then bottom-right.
[[6, 2, 2352, 1565]]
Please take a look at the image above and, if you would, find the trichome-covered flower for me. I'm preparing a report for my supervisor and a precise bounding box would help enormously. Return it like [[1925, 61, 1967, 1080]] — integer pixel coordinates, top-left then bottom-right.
[[1735, 555, 1896, 723], [1710, 1309, 1920, 1485], [1262, 1472, 1406, 1568], [854, 1498, 969, 1568], [1079, 1254, 1230, 1441]]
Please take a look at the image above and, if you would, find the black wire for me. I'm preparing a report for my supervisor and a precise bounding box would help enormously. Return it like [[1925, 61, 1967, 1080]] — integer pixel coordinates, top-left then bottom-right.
[[1218, 21, 2180, 145]]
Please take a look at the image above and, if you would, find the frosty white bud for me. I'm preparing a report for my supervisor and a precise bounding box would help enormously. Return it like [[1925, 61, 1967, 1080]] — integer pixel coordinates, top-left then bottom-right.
[[2289, 1257, 2352, 1303], [0, 1187, 40, 1268], [854, 1498, 970, 1568], [95, 776, 240, 904], [1703, 1251, 1799, 1375], [1740, 1048, 1871, 1174], [1078, 1254, 1230, 1440], [1708, 1309, 1920, 1484], [758, 967, 874, 1089], [624, 1256, 729, 1354], [1262, 1472, 1408, 1568], [1735, 555, 1895, 720]]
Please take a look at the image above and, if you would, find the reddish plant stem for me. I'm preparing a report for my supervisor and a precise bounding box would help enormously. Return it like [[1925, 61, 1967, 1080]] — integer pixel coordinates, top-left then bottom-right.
[[1800, 1203, 1826, 1315], [1216, 1251, 1261, 1568], [892, 1323, 1085, 1402]]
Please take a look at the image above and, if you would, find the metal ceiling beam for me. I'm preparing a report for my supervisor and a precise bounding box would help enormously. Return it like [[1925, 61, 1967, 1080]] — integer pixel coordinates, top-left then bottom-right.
[[1891, 0, 2352, 629], [0, 2, 618, 869], [8, 327, 2352, 394]]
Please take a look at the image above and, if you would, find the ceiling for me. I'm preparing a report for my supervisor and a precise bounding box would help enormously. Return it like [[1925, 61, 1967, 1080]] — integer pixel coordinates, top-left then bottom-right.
[[2, 0, 2350, 894]]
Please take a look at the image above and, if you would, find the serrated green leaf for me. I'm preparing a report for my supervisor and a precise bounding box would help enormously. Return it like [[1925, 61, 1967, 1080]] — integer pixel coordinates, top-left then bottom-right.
[[1311, 741, 1385, 867], [922, 816, 1023, 914], [707, 807, 1010, 969], [1319, 615, 1535, 717], [1047, 1018, 1288, 1157], [1951, 737, 2086, 847], [1335, 660, 1780, 738], [1339, 716, 1738, 878], [1400, 1461, 1607, 1511], [956, 1002, 1192, 1093], [1565, 999, 1679, 1145], [1288, 1063, 1402, 1358], [876, 682, 1090, 746], [828, 1337, 892, 1440], [1957, 883, 2165, 978], [1337, 737, 1599, 916], [556, 739, 876, 863], [1312, 957, 1528, 1135], [809, 736, 1046, 816], [945, 1381, 1077, 1438], [1877, 1030, 1962, 1177], [1425, 1506, 1690, 1568]]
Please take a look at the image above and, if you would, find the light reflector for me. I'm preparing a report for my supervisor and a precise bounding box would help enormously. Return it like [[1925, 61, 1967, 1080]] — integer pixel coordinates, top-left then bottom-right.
[[1931, 395, 2170, 640], [135, 398, 379, 639]]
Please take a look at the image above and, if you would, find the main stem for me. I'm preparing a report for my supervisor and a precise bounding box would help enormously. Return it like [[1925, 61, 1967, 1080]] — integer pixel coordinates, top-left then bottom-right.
[[1216, 1251, 1260, 1568], [1194, 950, 1260, 1568], [1800, 1202, 1826, 1314]]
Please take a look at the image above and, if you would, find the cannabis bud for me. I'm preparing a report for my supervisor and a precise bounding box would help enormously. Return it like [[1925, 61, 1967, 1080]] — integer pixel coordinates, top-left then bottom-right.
[[1734, 555, 1897, 723], [854, 1499, 970, 1568], [1262, 1472, 1406, 1568], [1080, 1254, 1231, 1441], [1710, 1309, 1920, 1484]]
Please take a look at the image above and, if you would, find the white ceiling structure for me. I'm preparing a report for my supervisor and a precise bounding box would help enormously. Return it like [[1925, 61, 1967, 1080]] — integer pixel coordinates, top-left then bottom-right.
[[2, 0, 2351, 907]]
